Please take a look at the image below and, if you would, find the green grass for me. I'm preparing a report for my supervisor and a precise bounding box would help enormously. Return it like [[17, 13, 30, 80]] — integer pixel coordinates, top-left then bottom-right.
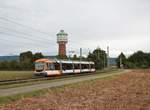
[[0, 69, 125, 105], [0, 71, 34, 80], [0, 69, 121, 89], [0, 68, 117, 81]]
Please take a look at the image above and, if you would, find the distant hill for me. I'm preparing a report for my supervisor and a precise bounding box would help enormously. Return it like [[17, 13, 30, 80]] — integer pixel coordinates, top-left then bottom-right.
[[0, 56, 57, 62], [0, 56, 117, 65], [0, 56, 19, 61]]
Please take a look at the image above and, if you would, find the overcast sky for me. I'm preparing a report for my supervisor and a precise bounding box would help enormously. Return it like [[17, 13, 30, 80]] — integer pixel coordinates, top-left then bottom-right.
[[0, 0, 150, 57]]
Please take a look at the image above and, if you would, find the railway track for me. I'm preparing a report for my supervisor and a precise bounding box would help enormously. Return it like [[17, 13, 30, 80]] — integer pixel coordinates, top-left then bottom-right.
[[0, 72, 95, 86], [0, 76, 45, 86], [0, 69, 118, 86]]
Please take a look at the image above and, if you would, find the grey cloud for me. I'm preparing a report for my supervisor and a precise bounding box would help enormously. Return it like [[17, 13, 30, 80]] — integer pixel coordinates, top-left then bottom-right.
[[0, 0, 149, 57]]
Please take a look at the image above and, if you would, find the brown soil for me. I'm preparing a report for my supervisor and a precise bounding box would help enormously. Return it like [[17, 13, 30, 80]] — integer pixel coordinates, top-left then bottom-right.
[[0, 69, 150, 110]]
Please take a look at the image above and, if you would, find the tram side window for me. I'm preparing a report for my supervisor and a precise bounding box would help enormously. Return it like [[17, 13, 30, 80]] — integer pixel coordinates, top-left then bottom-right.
[[74, 64, 80, 69], [62, 63, 66, 70], [86, 64, 88, 69], [81, 64, 88, 69], [91, 64, 95, 69], [48, 63, 55, 70], [81, 64, 84, 69], [66, 63, 73, 70], [62, 63, 73, 70], [54, 63, 60, 70]]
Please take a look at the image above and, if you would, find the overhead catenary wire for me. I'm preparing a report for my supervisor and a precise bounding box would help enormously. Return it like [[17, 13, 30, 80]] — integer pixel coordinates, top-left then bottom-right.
[[0, 31, 57, 47], [0, 32, 58, 48], [0, 16, 89, 47], [0, 27, 56, 45], [0, 8, 94, 55], [0, 16, 53, 39], [0, 38, 57, 55], [0, 16, 93, 56], [0, 17, 56, 43]]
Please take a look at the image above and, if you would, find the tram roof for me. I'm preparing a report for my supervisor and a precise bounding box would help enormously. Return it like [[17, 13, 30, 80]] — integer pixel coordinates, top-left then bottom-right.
[[35, 58, 94, 64], [56, 60, 94, 64]]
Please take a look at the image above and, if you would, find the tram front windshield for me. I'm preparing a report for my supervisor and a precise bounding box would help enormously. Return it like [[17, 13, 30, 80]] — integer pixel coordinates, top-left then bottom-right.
[[47, 63, 60, 70], [35, 62, 45, 70], [48, 63, 55, 70]]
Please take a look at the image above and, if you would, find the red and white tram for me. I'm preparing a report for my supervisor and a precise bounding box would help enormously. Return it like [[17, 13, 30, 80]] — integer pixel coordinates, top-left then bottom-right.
[[34, 58, 95, 76]]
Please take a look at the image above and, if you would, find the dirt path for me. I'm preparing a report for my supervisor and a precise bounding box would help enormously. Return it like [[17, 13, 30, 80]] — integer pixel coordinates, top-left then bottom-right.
[[1, 69, 150, 110], [0, 70, 128, 97]]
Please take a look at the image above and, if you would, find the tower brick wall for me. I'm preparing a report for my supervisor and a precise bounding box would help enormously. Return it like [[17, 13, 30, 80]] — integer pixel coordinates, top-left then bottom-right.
[[58, 42, 66, 56], [57, 30, 68, 58]]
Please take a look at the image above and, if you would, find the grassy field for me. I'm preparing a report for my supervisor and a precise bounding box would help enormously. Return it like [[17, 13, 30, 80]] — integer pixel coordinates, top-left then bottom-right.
[[0, 68, 117, 81], [0, 69, 121, 89], [1, 69, 150, 110], [0, 70, 123, 105], [0, 71, 34, 80]]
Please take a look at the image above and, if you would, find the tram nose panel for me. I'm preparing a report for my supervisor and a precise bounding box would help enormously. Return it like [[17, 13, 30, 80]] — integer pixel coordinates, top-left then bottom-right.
[[46, 70, 61, 76], [34, 72, 48, 76]]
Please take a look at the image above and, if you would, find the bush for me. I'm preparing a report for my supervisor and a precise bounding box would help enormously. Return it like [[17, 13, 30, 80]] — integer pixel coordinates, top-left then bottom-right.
[[125, 61, 137, 68]]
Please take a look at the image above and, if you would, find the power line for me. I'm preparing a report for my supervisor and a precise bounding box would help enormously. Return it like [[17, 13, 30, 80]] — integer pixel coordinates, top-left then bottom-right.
[[0, 32, 57, 47], [0, 28, 86, 53], [0, 31, 48, 45], [0, 26, 55, 43], [0, 23, 58, 43], [0, 17, 58, 44], [0, 16, 89, 47], [0, 16, 52, 38], [0, 16, 62, 45], [0, 37, 57, 55], [0, 16, 94, 55], [0, 29, 56, 45]]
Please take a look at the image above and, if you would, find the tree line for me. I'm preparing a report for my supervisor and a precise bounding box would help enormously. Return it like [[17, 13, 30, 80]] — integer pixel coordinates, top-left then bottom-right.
[[0, 51, 44, 70], [0, 49, 149, 70], [117, 51, 150, 68], [0, 48, 107, 70]]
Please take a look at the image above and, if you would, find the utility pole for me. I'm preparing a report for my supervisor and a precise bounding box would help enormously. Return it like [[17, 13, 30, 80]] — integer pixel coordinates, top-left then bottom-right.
[[107, 46, 110, 67], [120, 56, 123, 68], [68, 50, 75, 60], [103, 54, 105, 69], [97, 49, 100, 69], [88, 48, 90, 61], [80, 48, 82, 72]]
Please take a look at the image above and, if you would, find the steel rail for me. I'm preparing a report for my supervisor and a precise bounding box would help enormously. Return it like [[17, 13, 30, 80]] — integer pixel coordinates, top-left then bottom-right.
[[0, 72, 95, 86], [0, 69, 117, 86]]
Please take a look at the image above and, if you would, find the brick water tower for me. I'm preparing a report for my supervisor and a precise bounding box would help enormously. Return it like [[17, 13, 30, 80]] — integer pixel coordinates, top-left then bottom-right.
[[57, 30, 68, 57]]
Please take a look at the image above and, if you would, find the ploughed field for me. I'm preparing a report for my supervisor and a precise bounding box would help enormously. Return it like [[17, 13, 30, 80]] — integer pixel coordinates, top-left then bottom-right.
[[0, 69, 150, 110]]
